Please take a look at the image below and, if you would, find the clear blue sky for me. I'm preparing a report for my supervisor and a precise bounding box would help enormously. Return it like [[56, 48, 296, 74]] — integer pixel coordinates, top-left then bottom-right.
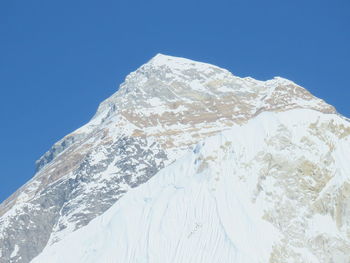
[[0, 0, 349, 202]]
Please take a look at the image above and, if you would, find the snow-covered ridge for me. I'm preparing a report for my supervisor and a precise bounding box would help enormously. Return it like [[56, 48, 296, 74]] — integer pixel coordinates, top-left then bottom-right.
[[149, 53, 227, 71]]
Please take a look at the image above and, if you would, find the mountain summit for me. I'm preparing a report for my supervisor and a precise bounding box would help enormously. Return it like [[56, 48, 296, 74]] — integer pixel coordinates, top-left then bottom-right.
[[0, 55, 349, 263]]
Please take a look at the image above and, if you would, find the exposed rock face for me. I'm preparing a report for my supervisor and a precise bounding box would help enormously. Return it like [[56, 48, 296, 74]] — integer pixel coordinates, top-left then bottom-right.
[[0, 54, 347, 263]]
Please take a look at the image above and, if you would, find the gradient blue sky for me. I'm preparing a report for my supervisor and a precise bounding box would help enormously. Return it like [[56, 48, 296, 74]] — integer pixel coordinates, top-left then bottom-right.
[[0, 0, 349, 202]]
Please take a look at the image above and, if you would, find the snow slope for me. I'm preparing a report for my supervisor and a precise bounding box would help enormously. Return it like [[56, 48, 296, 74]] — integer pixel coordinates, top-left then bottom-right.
[[32, 109, 350, 263]]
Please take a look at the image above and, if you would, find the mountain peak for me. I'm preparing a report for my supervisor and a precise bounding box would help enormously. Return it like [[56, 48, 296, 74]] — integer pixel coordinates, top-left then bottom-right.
[[0, 54, 343, 263], [149, 53, 199, 66], [145, 53, 225, 74], [89, 54, 336, 136]]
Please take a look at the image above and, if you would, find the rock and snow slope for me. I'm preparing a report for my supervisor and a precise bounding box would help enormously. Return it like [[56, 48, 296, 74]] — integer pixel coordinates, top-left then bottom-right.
[[0, 54, 349, 262], [31, 109, 350, 263]]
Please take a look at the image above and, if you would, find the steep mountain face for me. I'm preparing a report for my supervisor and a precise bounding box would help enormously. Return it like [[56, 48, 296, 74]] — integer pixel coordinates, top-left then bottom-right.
[[0, 54, 348, 263], [31, 109, 350, 263]]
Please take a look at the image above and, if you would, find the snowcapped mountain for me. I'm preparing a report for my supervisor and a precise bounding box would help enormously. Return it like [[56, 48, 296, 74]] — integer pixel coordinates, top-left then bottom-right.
[[1, 54, 349, 263]]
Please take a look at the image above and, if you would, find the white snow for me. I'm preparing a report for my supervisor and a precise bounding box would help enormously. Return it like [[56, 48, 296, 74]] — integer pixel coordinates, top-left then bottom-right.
[[10, 245, 19, 258], [308, 214, 341, 237], [31, 108, 350, 263], [149, 53, 226, 74], [148, 97, 164, 107]]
